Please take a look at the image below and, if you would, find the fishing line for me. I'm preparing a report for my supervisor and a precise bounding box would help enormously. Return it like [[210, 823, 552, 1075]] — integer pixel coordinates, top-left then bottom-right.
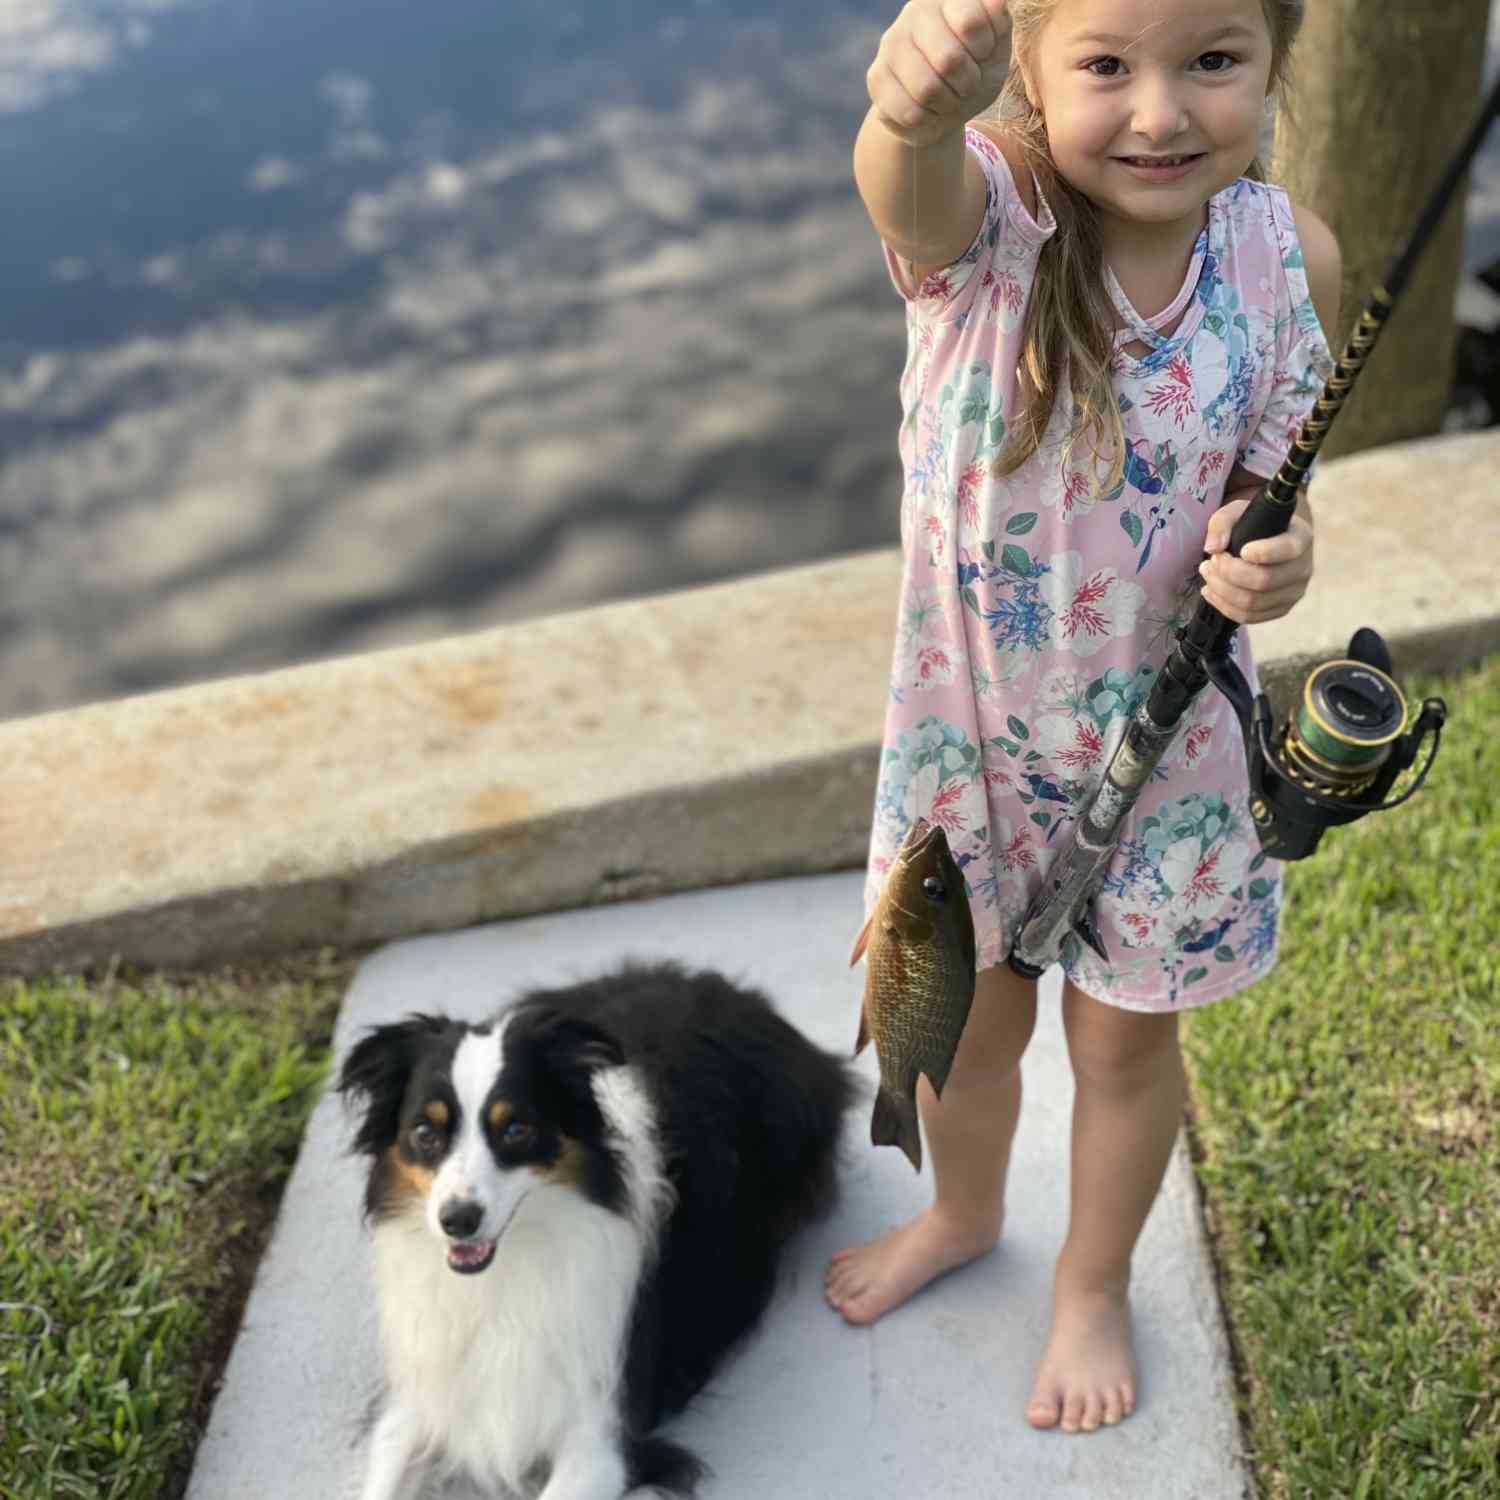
[[0, 1302, 53, 1339]]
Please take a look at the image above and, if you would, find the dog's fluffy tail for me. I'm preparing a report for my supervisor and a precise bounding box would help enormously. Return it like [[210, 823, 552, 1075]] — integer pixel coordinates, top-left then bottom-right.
[[627, 1433, 708, 1497]]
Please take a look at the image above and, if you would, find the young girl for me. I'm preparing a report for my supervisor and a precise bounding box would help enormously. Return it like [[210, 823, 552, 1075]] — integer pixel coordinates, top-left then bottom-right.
[[824, 0, 1341, 1435]]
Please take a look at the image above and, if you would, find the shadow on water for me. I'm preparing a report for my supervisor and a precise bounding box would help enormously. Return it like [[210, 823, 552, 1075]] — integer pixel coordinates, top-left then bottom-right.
[[0, 0, 1496, 720]]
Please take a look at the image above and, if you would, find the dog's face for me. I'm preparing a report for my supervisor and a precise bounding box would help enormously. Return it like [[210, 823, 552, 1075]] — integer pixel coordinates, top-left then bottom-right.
[[338, 1006, 626, 1275]]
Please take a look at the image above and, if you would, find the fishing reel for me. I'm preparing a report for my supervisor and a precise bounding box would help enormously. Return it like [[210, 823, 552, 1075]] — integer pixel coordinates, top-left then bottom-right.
[[1204, 627, 1447, 861]]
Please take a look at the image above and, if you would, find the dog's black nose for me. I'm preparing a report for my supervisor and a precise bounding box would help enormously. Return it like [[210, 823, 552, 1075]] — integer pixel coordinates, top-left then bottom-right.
[[439, 1199, 483, 1239]]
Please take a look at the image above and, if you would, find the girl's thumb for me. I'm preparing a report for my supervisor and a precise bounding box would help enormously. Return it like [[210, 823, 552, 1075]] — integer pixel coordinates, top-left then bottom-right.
[[983, 0, 1013, 35]]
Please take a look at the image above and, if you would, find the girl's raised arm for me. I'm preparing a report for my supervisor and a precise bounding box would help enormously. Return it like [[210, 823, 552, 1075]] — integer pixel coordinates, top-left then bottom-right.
[[854, 0, 1014, 276]]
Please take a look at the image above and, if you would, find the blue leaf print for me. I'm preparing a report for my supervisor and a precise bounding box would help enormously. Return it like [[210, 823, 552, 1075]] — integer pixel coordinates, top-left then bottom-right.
[[1123, 441, 1165, 495], [1022, 772, 1072, 806], [1182, 918, 1232, 954], [983, 590, 1052, 653]]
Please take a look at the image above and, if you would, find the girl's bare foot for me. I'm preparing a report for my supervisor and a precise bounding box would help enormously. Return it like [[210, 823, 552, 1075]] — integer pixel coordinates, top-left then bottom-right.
[[824, 1206, 999, 1325], [1025, 1267, 1137, 1433]]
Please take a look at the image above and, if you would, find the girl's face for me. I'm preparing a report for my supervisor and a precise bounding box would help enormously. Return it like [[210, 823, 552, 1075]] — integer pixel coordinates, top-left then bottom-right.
[[1024, 0, 1274, 234]]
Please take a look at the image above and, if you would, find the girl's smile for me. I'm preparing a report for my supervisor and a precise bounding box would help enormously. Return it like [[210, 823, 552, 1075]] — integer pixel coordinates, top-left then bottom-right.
[[1112, 152, 1208, 182]]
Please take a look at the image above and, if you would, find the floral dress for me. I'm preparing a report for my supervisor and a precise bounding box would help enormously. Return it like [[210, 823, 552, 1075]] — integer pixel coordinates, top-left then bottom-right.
[[868, 128, 1334, 1012]]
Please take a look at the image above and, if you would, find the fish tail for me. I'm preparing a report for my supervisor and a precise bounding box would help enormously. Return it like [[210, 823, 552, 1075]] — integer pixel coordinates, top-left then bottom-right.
[[870, 1086, 922, 1172]]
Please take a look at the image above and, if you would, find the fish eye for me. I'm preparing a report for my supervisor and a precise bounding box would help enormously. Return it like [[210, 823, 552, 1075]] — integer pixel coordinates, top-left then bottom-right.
[[921, 874, 946, 902]]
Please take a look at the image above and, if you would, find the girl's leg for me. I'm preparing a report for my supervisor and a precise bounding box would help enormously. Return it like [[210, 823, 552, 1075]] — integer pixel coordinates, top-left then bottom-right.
[[1026, 980, 1186, 1434], [825, 963, 1038, 1325]]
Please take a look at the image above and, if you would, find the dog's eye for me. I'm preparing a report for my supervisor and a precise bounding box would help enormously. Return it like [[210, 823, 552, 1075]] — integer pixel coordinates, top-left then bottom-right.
[[501, 1121, 536, 1151], [409, 1121, 442, 1155]]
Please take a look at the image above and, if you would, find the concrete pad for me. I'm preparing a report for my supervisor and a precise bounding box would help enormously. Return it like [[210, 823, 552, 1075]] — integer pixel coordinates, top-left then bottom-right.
[[187, 873, 1247, 1500]]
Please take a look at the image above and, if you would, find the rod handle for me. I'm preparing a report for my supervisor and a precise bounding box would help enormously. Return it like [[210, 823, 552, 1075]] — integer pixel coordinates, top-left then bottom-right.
[[1226, 483, 1295, 557]]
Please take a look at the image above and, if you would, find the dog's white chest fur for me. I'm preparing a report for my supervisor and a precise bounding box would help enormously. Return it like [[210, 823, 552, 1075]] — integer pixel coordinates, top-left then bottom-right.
[[373, 1185, 648, 1491]]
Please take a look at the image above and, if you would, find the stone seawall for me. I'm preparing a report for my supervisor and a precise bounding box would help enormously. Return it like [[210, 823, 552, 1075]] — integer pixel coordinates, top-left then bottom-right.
[[4, 430, 1498, 975]]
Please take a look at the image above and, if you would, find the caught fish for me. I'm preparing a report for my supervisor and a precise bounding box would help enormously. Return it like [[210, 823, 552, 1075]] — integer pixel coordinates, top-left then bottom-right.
[[850, 817, 977, 1171]]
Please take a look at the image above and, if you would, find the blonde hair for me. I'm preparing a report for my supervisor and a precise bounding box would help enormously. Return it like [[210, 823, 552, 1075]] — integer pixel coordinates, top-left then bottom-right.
[[991, 0, 1305, 494]]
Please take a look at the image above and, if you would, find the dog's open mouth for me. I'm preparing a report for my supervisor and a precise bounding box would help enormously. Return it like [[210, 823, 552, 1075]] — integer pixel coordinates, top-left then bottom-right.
[[446, 1238, 497, 1275]]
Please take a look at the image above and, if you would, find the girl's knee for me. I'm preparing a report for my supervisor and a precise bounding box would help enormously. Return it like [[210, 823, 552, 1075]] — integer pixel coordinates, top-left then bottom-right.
[[1060, 981, 1181, 1091]]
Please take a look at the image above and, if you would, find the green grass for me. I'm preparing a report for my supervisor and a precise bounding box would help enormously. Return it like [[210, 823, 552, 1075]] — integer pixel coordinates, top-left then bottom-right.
[[1, 660, 1495, 1500], [1184, 652, 1500, 1500], [0, 959, 345, 1500]]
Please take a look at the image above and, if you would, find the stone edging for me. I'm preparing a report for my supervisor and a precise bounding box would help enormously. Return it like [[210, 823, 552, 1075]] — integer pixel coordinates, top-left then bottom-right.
[[3, 430, 1497, 975]]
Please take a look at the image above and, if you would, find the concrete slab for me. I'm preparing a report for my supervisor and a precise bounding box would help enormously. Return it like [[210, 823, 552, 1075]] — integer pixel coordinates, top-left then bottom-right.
[[187, 872, 1248, 1500]]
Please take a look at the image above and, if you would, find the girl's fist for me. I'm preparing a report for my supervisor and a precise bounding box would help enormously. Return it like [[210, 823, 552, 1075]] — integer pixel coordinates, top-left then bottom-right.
[[1200, 493, 1316, 625], [867, 0, 1014, 147]]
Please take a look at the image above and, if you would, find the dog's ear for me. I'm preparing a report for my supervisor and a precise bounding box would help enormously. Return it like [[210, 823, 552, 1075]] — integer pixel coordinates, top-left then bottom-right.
[[516, 1006, 625, 1135], [526, 1010, 625, 1076], [337, 1014, 448, 1156]]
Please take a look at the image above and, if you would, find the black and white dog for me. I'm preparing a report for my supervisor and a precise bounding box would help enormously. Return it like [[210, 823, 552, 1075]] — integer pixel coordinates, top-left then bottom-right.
[[338, 960, 856, 1500]]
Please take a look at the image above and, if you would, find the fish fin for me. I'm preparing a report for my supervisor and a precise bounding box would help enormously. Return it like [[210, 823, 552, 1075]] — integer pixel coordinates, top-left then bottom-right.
[[870, 1086, 923, 1172], [920, 1060, 953, 1101], [921, 991, 975, 1101], [849, 912, 874, 967], [854, 1000, 870, 1056]]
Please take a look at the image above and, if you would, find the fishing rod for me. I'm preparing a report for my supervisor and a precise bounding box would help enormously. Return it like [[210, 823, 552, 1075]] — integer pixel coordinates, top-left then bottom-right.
[[1007, 67, 1500, 980]]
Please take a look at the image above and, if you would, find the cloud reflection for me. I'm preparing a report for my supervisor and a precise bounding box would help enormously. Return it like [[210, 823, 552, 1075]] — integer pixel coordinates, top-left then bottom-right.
[[0, 0, 1496, 721], [0, 0, 186, 114], [0, 7, 908, 718]]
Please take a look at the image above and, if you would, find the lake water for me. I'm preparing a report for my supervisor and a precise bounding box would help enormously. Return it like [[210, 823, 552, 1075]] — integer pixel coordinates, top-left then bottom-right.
[[2, 0, 1497, 721]]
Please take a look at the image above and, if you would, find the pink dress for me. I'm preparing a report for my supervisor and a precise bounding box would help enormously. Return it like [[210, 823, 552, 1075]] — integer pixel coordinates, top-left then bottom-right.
[[868, 129, 1334, 1012]]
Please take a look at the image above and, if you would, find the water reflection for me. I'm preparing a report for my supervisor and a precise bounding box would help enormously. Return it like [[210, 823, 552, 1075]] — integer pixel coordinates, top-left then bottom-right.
[[0, 0, 1496, 720]]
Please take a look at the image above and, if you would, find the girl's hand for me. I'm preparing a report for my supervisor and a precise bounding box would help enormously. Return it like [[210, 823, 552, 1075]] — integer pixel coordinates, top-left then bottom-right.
[[868, 0, 1014, 147], [1199, 489, 1315, 625]]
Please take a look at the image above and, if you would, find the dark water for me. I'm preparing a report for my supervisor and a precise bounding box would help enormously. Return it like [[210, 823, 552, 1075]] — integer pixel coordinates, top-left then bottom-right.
[[1, 0, 1496, 721]]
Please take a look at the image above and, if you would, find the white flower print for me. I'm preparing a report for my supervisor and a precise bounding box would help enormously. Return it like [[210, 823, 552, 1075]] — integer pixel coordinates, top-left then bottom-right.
[[905, 638, 960, 691], [990, 813, 1037, 875], [1033, 711, 1109, 779], [1039, 460, 1098, 523], [1144, 354, 1198, 428], [902, 758, 983, 840], [1158, 832, 1251, 926], [1040, 552, 1148, 658]]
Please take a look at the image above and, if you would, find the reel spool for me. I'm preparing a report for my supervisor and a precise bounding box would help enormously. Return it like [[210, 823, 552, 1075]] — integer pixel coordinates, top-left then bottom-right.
[[1278, 658, 1409, 801]]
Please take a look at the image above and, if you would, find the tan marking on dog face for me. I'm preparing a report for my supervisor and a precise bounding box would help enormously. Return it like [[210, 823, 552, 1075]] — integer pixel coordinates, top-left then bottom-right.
[[543, 1136, 589, 1188], [423, 1099, 449, 1128], [488, 1099, 514, 1131], [384, 1145, 435, 1203]]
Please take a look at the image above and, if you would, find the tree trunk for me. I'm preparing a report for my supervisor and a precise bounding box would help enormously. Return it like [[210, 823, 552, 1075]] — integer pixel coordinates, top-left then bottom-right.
[[1272, 0, 1493, 459]]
